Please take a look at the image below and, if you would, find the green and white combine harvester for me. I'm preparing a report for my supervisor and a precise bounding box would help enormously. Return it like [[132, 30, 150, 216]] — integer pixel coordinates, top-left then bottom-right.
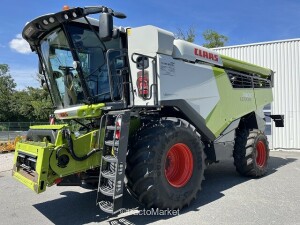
[[13, 5, 284, 214]]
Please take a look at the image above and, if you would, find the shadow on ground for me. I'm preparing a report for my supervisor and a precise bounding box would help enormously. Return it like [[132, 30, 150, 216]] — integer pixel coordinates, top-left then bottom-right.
[[33, 155, 297, 225]]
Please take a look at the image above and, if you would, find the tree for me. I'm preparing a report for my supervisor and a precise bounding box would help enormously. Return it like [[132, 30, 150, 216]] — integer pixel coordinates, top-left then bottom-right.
[[10, 90, 33, 121], [1, 64, 52, 122], [0, 64, 17, 121], [176, 28, 229, 48], [176, 27, 196, 43], [27, 87, 52, 121], [10, 87, 52, 121], [0, 64, 9, 75], [202, 29, 228, 48]]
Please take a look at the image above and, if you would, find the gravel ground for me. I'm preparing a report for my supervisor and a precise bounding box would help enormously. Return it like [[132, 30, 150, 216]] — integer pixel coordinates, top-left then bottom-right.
[[0, 150, 299, 225]]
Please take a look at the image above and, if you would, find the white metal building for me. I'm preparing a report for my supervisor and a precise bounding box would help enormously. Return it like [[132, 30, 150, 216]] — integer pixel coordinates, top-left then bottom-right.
[[215, 39, 300, 150]]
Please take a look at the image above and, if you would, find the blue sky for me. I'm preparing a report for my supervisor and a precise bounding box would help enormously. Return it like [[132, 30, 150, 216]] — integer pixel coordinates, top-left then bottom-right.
[[1, 0, 300, 89]]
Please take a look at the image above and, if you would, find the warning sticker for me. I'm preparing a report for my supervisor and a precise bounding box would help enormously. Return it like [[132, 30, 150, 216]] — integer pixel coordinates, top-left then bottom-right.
[[160, 58, 175, 76]]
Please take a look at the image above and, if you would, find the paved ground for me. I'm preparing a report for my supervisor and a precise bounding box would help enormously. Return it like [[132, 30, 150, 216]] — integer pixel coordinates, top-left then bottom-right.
[[0, 151, 299, 225], [0, 153, 14, 171]]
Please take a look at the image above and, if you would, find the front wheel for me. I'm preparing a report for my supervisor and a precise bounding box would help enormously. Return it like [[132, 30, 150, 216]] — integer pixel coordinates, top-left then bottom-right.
[[126, 118, 206, 209], [233, 129, 270, 177]]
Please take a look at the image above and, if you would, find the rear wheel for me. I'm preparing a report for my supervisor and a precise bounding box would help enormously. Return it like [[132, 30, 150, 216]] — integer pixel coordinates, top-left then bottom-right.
[[233, 129, 270, 177], [126, 118, 205, 209]]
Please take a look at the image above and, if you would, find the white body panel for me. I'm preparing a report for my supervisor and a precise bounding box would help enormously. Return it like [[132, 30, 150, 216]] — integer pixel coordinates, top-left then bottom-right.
[[127, 26, 174, 106], [126, 25, 225, 108], [157, 54, 220, 119], [54, 105, 82, 119], [173, 40, 223, 66], [127, 25, 174, 57]]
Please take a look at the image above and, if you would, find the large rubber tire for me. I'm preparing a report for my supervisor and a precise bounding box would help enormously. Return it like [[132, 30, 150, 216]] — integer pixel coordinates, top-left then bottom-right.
[[126, 118, 205, 209], [233, 129, 270, 177]]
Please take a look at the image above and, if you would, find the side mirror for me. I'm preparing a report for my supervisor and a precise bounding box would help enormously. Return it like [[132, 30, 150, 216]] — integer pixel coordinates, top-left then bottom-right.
[[99, 13, 113, 41], [136, 56, 149, 69]]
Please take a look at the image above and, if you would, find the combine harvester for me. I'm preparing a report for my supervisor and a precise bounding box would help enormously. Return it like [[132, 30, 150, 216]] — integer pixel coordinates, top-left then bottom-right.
[[13, 5, 284, 214]]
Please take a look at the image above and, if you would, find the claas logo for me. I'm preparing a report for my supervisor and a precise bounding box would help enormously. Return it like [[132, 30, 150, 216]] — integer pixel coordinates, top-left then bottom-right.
[[194, 48, 219, 62]]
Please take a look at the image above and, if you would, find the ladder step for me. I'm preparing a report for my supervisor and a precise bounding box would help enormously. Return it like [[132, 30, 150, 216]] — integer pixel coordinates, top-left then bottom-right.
[[102, 155, 118, 163], [96, 110, 130, 214], [99, 185, 114, 196], [98, 201, 113, 214], [106, 126, 120, 131], [105, 140, 119, 146], [101, 170, 115, 180]]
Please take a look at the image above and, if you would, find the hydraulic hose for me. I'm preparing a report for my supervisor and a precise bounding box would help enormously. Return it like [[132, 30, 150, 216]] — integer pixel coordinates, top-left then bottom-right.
[[64, 129, 99, 161]]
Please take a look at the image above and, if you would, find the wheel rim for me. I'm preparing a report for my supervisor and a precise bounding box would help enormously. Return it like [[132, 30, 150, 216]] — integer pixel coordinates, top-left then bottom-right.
[[256, 140, 267, 167], [165, 143, 193, 188]]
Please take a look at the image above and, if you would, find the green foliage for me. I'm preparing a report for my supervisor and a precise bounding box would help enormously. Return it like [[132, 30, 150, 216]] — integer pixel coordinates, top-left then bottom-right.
[[0, 64, 17, 121], [176, 28, 196, 43], [10, 87, 52, 121], [10, 90, 33, 121], [176, 28, 228, 48], [0, 63, 52, 122], [28, 87, 53, 121], [0, 64, 9, 75], [202, 29, 228, 48]]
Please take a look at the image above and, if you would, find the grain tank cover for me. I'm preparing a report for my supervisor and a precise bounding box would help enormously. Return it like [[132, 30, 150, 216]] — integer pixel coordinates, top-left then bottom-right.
[[173, 39, 223, 66], [127, 25, 174, 56]]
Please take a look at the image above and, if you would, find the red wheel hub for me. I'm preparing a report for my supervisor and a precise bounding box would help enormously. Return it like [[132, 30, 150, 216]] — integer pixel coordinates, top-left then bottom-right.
[[256, 140, 267, 167], [164, 143, 193, 188]]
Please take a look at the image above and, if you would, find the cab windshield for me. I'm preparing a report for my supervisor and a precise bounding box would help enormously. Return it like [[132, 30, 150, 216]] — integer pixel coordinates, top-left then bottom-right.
[[40, 23, 121, 108]]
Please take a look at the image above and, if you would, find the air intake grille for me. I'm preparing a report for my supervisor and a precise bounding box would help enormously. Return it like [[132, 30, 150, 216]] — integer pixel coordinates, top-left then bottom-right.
[[227, 70, 271, 88]]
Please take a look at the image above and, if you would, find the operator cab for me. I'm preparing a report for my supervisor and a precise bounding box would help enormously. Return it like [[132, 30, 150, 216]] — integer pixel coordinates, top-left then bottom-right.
[[22, 7, 129, 110]]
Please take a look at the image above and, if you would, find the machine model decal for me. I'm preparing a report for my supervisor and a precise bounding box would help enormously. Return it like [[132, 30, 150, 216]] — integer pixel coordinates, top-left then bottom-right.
[[240, 92, 253, 102]]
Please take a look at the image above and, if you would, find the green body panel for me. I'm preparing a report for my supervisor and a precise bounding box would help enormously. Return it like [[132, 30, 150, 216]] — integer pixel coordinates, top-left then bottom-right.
[[55, 103, 105, 120], [12, 115, 140, 193], [12, 142, 53, 193], [221, 55, 272, 78], [47, 130, 102, 184], [12, 125, 102, 193], [205, 67, 272, 137], [77, 103, 105, 118], [254, 89, 273, 108], [30, 124, 68, 130]]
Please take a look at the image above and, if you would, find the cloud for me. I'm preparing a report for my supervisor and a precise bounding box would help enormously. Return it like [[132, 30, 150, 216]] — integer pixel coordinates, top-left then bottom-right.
[[9, 34, 31, 54]]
